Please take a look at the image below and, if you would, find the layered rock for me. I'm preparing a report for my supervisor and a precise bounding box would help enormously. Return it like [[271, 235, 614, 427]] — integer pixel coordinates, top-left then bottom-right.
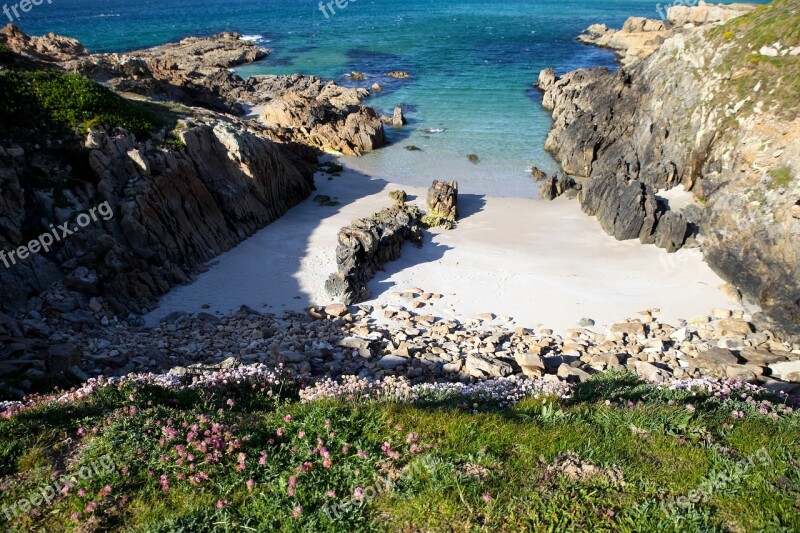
[[0, 114, 314, 316], [325, 205, 423, 305], [539, 1, 800, 338]]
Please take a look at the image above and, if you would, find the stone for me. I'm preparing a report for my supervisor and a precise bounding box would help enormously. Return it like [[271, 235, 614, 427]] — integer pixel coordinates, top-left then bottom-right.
[[556, 364, 591, 382], [610, 321, 646, 338], [739, 348, 790, 366], [725, 365, 763, 382], [514, 352, 546, 378], [578, 318, 596, 327], [377, 355, 408, 369], [768, 361, 800, 383], [694, 347, 739, 368], [716, 319, 753, 337], [425, 180, 458, 227], [465, 354, 513, 378], [325, 303, 349, 317], [634, 361, 670, 383], [654, 211, 688, 252]]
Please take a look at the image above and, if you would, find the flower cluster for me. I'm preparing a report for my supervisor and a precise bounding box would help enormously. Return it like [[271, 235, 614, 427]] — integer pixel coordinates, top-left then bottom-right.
[[414, 376, 572, 407], [299, 375, 418, 403]]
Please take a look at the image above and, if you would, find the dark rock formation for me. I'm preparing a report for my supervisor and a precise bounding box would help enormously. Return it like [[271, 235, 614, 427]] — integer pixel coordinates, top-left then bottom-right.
[[0, 117, 314, 316], [325, 206, 423, 305], [579, 174, 659, 243], [539, 2, 800, 339], [653, 211, 689, 253]]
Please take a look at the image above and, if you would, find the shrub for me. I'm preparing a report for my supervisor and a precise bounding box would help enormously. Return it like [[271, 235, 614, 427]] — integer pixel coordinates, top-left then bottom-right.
[[0, 69, 162, 138]]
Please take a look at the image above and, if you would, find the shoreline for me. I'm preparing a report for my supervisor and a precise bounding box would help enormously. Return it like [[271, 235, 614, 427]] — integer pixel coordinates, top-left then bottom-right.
[[145, 160, 742, 334]]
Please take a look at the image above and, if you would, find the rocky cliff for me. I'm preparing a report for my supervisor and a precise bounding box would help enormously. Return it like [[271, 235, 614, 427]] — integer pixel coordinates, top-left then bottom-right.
[[539, 0, 800, 339], [0, 24, 390, 322]]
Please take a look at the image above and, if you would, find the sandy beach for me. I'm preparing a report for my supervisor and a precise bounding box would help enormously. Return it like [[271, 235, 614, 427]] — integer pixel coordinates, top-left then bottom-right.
[[145, 161, 740, 332]]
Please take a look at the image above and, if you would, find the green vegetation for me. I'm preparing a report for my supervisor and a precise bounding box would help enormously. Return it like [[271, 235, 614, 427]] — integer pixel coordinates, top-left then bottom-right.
[[710, 0, 800, 120], [769, 166, 794, 189], [0, 70, 162, 138], [0, 372, 797, 531], [421, 207, 457, 230]]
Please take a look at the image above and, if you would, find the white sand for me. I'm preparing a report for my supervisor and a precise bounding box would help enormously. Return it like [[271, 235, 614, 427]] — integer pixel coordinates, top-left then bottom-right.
[[145, 164, 739, 333], [657, 184, 698, 212]]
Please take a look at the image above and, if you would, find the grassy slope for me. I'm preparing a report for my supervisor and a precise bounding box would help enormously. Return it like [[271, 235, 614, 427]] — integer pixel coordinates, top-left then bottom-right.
[[709, 0, 800, 119], [0, 372, 797, 532], [0, 48, 173, 139]]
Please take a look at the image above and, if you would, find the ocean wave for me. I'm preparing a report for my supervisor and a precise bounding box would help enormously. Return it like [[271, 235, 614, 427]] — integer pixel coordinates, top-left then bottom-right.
[[241, 34, 270, 43]]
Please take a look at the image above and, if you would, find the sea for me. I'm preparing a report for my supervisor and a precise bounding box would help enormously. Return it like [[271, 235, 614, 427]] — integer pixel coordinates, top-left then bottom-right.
[[13, 0, 757, 197]]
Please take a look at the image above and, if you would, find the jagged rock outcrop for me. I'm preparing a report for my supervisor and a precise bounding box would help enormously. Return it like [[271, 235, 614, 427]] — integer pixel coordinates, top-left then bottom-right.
[[0, 25, 387, 154], [325, 206, 423, 305], [539, 1, 800, 339], [262, 96, 386, 156], [577, 4, 757, 65], [0, 113, 314, 316]]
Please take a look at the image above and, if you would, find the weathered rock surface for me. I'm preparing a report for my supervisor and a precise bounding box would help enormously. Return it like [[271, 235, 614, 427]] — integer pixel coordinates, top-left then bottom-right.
[[539, 3, 800, 339], [1, 25, 387, 154], [423, 180, 458, 228], [325, 205, 423, 305]]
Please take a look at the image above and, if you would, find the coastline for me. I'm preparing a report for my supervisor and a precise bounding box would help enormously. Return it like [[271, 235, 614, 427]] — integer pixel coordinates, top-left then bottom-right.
[[145, 160, 741, 334]]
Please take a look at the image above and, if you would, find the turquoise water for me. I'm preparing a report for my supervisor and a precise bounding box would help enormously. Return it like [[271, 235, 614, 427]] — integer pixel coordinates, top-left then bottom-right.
[[13, 0, 754, 196]]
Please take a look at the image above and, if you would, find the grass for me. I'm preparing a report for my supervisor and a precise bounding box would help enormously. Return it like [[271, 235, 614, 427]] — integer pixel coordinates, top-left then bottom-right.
[[769, 166, 794, 189], [0, 69, 163, 138], [0, 372, 797, 532], [709, 0, 800, 120], [0, 47, 175, 140]]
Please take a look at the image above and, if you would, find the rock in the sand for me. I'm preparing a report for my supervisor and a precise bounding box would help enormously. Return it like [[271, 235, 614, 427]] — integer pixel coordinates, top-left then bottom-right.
[[325, 303, 349, 317], [423, 180, 458, 229], [325, 206, 423, 305], [580, 174, 660, 244], [654, 211, 688, 253], [578, 318, 595, 327], [465, 354, 513, 378], [540, 173, 577, 201]]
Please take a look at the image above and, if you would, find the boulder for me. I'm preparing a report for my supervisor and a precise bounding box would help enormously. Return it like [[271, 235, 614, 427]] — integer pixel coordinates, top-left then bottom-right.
[[424, 180, 458, 227], [514, 352, 546, 378], [465, 354, 513, 378], [654, 211, 688, 252]]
